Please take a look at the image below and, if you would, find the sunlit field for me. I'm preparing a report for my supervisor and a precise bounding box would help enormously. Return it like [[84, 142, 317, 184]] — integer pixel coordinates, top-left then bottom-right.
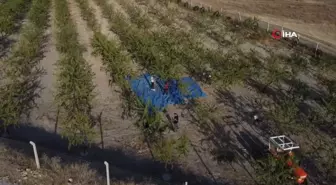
[[0, 0, 335, 184]]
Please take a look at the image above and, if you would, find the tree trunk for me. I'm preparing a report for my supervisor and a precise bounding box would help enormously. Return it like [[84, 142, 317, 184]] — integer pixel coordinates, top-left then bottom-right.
[[99, 112, 104, 149], [54, 107, 60, 134]]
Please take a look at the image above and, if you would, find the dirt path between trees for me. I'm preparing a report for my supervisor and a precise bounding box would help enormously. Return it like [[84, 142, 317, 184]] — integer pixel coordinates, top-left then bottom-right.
[[67, 0, 120, 123], [28, 0, 59, 132], [88, 0, 119, 41], [69, 0, 142, 150]]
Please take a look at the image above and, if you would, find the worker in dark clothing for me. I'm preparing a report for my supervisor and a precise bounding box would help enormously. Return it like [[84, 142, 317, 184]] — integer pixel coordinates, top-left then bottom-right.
[[252, 112, 263, 125], [164, 81, 169, 94], [173, 113, 179, 129]]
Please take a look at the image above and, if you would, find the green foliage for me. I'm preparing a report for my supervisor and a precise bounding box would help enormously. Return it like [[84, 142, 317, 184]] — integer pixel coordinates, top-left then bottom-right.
[[91, 30, 135, 84], [286, 53, 309, 76], [268, 98, 301, 133], [135, 103, 167, 139], [134, 0, 174, 27], [118, 0, 262, 87], [175, 134, 189, 157], [94, 0, 184, 80], [116, 0, 153, 29], [152, 138, 175, 166], [210, 49, 256, 86], [241, 17, 259, 31], [91, 32, 139, 118], [317, 141, 336, 180], [152, 134, 189, 167], [91, 1, 191, 163], [287, 80, 310, 102], [54, 0, 96, 148], [255, 154, 296, 185], [0, 0, 50, 130], [74, 0, 98, 30], [0, 0, 31, 37], [89, 3, 188, 165], [60, 111, 95, 148], [260, 54, 292, 92]]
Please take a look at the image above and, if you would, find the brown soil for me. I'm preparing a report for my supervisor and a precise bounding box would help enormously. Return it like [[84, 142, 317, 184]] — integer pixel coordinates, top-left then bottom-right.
[[189, 0, 336, 46]]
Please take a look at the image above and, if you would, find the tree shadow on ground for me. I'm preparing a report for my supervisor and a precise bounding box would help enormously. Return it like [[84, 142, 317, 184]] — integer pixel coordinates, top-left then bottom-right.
[[301, 155, 329, 185], [0, 122, 229, 185], [234, 131, 267, 161], [245, 78, 287, 105], [187, 108, 258, 184], [186, 88, 272, 184], [213, 86, 331, 184], [214, 88, 273, 137], [246, 77, 336, 138]]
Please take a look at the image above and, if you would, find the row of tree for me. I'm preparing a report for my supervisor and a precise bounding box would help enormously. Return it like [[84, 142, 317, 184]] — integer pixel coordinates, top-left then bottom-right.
[[53, 0, 96, 149], [0, 0, 50, 135]]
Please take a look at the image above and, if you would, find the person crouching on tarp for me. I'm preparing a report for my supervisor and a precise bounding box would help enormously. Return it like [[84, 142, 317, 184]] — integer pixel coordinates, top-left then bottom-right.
[[164, 80, 169, 94], [150, 76, 155, 91]]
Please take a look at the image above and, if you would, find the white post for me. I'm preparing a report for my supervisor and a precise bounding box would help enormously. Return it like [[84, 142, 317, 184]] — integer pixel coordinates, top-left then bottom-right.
[[104, 161, 110, 185], [185, 182, 188, 185], [29, 141, 40, 169], [220, 8, 222, 13], [267, 22, 269, 32], [189, 0, 192, 6], [238, 12, 241, 21]]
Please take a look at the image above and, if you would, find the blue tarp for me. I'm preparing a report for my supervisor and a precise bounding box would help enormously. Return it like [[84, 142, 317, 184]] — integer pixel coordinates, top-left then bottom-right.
[[129, 73, 206, 110]]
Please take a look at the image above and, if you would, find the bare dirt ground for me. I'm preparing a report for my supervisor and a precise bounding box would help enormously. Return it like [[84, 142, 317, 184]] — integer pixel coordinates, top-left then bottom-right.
[[190, 0, 336, 47]]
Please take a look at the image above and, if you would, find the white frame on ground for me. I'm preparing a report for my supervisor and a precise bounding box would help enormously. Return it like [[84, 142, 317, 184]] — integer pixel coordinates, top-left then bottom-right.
[[269, 135, 300, 152]]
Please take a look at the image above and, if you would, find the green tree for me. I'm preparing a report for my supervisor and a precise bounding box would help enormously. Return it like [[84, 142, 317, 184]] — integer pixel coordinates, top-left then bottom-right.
[[54, 0, 96, 149], [286, 53, 308, 76], [268, 98, 300, 133], [0, 0, 31, 37], [255, 154, 296, 185], [260, 54, 291, 92], [0, 0, 50, 134], [135, 102, 167, 140], [152, 134, 189, 168]]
